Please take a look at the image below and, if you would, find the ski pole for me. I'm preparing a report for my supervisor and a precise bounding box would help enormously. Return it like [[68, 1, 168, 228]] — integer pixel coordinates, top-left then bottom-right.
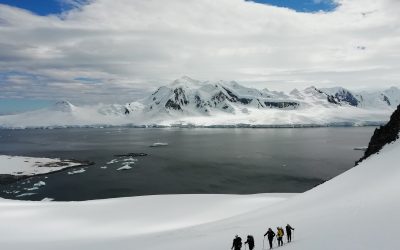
[[263, 236, 265, 250]]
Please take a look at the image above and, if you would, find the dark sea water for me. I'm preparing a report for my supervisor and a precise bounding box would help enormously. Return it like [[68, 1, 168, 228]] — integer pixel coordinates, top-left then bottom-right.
[[0, 127, 374, 201]]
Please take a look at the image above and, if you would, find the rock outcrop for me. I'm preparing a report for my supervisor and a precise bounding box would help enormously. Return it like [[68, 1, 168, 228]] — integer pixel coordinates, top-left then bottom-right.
[[357, 104, 400, 164]]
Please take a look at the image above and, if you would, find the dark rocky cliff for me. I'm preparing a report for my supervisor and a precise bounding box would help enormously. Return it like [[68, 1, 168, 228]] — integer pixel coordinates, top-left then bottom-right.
[[356, 104, 400, 164]]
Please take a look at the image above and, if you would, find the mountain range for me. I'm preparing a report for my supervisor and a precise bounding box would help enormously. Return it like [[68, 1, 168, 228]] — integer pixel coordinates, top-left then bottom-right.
[[135, 76, 400, 115], [0, 76, 399, 128]]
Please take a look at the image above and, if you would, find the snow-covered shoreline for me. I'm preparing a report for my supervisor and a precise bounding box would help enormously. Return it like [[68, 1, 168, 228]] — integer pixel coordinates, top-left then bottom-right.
[[0, 155, 93, 184], [0, 121, 386, 130]]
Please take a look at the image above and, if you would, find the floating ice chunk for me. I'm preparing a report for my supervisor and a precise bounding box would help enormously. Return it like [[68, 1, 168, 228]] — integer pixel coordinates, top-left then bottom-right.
[[67, 168, 86, 175], [34, 181, 46, 187], [24, 180, 46, 191], [100, 166, 107, 169], [41, 198, 54, 202], [16, 192, 36, 197], [106, 159, 119, 164], [117, 164, 132, 171], [150, 142, 169, 147], [122, 157, 137, 162]]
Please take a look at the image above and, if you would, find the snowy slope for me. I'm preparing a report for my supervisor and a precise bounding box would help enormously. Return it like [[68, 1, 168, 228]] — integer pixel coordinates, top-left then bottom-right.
[[1, 133, 400, 249], [0, 77, 399, 128]]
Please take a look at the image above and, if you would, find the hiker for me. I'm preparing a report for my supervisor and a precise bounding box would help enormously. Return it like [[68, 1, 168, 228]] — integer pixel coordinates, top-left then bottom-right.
[[231, 235, 242, 250], [285, 224, 295, 242], [277, 227, 284, 246], [264, 228, 275, 249], [244, 235, 255, 250]]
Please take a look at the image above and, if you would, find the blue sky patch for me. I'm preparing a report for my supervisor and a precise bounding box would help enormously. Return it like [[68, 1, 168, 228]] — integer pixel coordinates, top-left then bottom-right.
[[0, 98, 52, 114], [0, 0, 85, 16], [74, 77, 102, 84], [247, 0, 338, 13], [0, 0, 339, 16]]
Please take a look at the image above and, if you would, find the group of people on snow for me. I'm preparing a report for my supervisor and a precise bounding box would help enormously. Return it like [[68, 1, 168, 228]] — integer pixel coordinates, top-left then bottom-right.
[[231, 224, 294, 250]]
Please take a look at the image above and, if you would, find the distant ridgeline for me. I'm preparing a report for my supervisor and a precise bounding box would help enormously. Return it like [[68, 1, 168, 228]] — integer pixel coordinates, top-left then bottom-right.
[[141, 77, 400, 115], [357, 104, 400, 165], [1, 77, 400, 129]]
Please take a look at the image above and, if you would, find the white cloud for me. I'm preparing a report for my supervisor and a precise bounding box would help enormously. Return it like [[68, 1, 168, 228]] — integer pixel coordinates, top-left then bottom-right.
[[0, 0, 399, 103]]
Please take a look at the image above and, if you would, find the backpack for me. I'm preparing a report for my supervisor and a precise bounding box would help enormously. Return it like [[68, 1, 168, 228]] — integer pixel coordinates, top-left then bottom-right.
[[248, 235, 254, 245], [235, 237, 242, 247]]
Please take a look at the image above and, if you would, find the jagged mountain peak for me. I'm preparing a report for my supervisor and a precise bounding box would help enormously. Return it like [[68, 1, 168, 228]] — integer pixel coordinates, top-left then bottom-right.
[[321, 86, 355, 97], [321, 87, 359, 107]]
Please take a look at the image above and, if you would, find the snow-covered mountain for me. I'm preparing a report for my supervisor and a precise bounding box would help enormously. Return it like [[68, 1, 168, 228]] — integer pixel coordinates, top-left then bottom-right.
[[141, 77, 400, 116], [0, 76, 399, 128], [320, 87, 360, 106], [321, 86, 400, 109], [141, 76, 301, 116]]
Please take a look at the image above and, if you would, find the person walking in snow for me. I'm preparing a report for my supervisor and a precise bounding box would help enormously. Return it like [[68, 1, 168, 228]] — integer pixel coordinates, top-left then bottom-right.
[[285, 224, 295, 243], [264, 228, 275, 249], [231, 235, 242, 250], [244, 235, 255, 250], [277, 227, 284, 246]]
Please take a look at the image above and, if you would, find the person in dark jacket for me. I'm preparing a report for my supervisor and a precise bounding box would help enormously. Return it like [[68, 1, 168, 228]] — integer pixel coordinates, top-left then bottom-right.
[[244, 235, 255, 250], [285, 224, 295, 242], [264, 228, 275, 249], [231, 235, 242, 250]]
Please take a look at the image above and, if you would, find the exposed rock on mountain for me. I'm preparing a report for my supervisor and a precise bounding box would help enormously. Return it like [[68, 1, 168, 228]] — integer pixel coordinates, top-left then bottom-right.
[[357, 104, 400, 164]]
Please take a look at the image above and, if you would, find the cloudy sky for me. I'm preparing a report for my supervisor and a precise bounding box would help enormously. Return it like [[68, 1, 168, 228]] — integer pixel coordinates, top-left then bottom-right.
[[0, 0, 399, 112]]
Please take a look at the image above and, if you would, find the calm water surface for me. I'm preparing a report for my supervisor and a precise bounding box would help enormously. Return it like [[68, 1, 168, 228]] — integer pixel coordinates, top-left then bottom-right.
[[0, 127, 374, 201]]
